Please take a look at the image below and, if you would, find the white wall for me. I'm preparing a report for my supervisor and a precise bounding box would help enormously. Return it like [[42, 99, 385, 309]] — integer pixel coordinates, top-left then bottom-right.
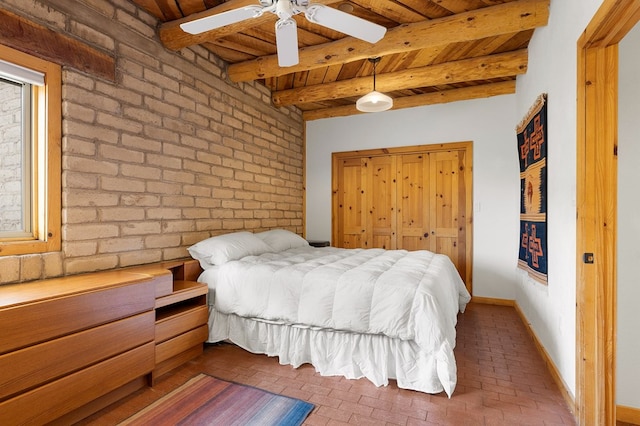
[[306, 95, 521, 300], [512, 0, 603, 398], [306, 0, 608, 400], [617, 21, 640, 409]]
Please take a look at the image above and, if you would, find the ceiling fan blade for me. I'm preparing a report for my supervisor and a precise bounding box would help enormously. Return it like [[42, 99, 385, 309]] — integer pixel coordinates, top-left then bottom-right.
[[180, 6, 264, 34], [304, 5, 386, 44], [275, 18, 299, 67]]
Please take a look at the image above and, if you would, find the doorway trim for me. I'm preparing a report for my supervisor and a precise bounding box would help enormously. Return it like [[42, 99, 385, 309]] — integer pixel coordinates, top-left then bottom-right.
[[576, 1, 640, 424]]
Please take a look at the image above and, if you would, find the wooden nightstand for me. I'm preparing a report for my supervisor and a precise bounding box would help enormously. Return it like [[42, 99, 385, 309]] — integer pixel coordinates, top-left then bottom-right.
[[308, 240, 330, 247], [127, 259, 208, 384]]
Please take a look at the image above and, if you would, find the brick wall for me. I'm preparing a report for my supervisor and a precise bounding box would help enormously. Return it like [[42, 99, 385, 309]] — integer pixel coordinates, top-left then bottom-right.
[[0, 0, 304, 284]]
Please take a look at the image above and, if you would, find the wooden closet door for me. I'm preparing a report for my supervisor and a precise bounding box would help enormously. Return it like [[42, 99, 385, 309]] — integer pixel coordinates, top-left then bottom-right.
[[365, 155, 397, 249], [395, 150, 467, 280], [397, 153, 431, 251], [428, 150, 467, 283], [335, 158, 366, 248]]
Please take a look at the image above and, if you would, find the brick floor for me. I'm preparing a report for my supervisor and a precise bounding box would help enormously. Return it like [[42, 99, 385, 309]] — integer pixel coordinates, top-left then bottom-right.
[[79, 303, 577, 425]]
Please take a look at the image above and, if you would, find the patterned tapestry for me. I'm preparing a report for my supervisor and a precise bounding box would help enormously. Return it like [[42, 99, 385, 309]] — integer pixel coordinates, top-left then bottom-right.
[[517, 94, 547, 284]]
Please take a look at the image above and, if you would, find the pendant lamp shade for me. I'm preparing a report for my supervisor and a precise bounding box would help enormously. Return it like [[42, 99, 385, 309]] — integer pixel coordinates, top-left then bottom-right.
[[356, 57, 392, 113], [356, 90, 393, 112]]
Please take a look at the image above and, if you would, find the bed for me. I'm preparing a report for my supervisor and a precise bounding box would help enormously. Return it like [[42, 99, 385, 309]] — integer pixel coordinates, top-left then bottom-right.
[[189, 229, 471, 397]]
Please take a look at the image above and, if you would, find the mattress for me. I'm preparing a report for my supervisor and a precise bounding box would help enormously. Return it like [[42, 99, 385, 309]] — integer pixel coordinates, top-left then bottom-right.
[[197, 245, 471, 396]]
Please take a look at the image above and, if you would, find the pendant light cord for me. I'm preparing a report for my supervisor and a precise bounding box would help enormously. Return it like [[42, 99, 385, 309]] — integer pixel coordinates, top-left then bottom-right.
[[369, 57, 380, 91]]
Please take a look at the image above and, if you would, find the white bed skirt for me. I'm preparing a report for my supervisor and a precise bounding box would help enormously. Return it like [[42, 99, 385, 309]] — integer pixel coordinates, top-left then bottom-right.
[[207, 307, 457, 397]]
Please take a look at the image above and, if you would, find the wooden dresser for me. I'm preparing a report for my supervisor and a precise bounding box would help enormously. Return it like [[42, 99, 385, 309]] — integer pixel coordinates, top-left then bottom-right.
[[0, 258, 207, 424]]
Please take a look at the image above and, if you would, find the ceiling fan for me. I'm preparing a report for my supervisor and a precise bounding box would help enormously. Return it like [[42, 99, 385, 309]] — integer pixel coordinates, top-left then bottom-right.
[[180, 0, 387, 67]]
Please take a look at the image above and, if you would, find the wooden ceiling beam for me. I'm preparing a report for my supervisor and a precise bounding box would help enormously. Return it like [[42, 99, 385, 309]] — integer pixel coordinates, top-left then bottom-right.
[[272, 49, 527, 106], [302, 81, 516, 120], [227, 0, 548, 82], [0, 8, 115, 81], [159, 0, 340, 51]]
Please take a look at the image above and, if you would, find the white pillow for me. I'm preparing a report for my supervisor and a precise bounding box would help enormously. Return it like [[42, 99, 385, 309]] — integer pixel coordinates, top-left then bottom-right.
[[188, 231, 273, 268], [255, 229, 309, 252]]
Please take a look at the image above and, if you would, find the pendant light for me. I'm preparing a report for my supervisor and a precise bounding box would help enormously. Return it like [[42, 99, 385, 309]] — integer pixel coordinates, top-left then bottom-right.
[[356, 57, 393, 113]]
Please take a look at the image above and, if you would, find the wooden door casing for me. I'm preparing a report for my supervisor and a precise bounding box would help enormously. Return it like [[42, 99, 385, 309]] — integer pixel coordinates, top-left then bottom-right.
[[332, 142, 472, 293]]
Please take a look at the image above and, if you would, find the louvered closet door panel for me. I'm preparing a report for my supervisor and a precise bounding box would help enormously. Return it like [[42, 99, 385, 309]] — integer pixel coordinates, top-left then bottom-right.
[[429, 150, 466, 281], [336, 158, 366, 248], [397, 153, 431, 251], [366, 155, 397, 249]]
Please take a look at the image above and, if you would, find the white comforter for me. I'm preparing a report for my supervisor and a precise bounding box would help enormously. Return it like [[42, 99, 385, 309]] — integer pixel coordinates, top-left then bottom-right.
[[208, 247, 470, 357]]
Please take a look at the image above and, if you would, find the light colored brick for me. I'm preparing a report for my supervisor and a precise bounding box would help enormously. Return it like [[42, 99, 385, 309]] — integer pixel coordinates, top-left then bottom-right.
[[20, 255, 43, 282], [195, 198, 220, 209], [182, 208, 210, 219], [163, 170, 195, 184], [65, 122, 120, 145], [64, 224, 119, 241], [100, 145, 144, 163], [65, 255, 119, 275], [195, 220, 222, 231], [162, 247, 190, 260], [163, 143, 195, 160], [100, 207, 145, 222], [101, 176, 146, 192], [64, 137, 97, 156], [42, 252, 64, 278], [119, 249, 162, 267], [121, 221, 162, 236], [162, 220, 195, 233], [162, 196, 194, 207], [0, 257, 20, 283], [63, 101, 96, 123], [182, 231, 212, 245], [144, 125, 179, 144], [64, 156, 118, 175], [115, 9, 155, 38], [122, 132, 162, 152], [144, 234, 181, 249], [121, 194, 160, 207], [63, 241, 98, 257], [99, 237, 144, 253], [121, 164, 162, 180], [146, 181, 182, 195], [146, 153, 182, 170], [146, 208, 182, 220], [64, 191, 119, 207], [63, 208, 98, 224], [64, 172, 99, 190], [70, 20, 115, 51]]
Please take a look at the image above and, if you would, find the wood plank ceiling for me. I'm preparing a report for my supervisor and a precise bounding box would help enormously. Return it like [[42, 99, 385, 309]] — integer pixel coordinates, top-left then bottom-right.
[[130, 0, 549, 120]]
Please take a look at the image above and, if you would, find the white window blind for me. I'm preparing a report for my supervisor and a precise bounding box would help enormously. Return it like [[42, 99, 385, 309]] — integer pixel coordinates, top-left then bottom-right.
[[0, 59, 44, 86]]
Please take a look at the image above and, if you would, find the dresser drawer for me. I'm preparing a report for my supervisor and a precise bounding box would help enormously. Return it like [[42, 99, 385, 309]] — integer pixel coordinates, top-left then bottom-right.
[[156, 305, 208, 343], [0, 311, 154, 402], [155, 324, 208, 364], [0, 277, 155, 354], [0, 342, 155, 425]]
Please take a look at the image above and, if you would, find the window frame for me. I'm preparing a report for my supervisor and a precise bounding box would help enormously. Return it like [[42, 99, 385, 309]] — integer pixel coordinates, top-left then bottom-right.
[[0, 44, 61, 256]]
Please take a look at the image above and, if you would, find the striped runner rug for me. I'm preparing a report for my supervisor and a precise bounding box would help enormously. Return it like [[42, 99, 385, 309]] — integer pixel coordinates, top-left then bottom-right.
[[119, 374, 314, 425]]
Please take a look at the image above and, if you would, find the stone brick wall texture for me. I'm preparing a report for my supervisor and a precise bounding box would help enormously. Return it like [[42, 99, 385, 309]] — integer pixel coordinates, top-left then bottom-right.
[[0, 0, 305, 284]]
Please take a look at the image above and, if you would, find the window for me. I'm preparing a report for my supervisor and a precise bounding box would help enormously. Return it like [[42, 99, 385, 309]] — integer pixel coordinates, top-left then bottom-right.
[[0, 44, 61, 256]]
